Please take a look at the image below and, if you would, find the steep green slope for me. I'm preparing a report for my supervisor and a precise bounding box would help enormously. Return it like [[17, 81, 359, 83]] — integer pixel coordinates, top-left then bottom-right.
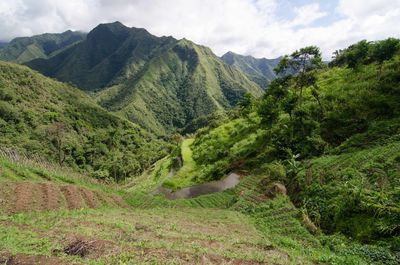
[[164, 41, 400, 254], [96, 39, 263, 135], [221, 51, 280, 88], [27, 22, 175, 91], [0, 31, 85, 63], [25, 22, 262, 135], [0, 61, 168, 181]]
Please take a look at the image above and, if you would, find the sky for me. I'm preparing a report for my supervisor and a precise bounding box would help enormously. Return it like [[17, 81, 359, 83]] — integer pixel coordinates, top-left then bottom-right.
[[0, 0, 399, 59]]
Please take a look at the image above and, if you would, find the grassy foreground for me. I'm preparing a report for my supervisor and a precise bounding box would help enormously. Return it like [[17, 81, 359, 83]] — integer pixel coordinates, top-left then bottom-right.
[[1, 151, 398, 264]]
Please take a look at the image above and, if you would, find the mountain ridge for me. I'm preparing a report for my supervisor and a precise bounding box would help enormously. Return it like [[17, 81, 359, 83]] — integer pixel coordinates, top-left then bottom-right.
[[221, 51, 280, 88], [25, 22, 263, 135], [0, 30, 86, 63]]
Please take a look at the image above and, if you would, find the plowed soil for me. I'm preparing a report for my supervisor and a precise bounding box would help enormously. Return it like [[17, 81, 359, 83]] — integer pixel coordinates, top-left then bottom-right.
[[0, 181, 126, 213]]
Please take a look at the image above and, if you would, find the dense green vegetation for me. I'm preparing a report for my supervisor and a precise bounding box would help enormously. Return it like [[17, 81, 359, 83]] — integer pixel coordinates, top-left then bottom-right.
[[0, 31, 85, 63], [26, 22, 262, 135], [221, 51, 280, 88], [167, 39, 400, 252], [330, 38, 400, 68], [0, 61, 168, 181]]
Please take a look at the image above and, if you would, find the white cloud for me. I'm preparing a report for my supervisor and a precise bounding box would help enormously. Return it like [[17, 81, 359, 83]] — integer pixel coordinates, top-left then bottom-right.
[[0, 0, 399, 60], [289, 3, 328, 27]]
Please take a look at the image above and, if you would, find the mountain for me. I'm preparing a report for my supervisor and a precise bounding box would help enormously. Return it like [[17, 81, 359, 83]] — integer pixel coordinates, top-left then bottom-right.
[[0, 30, 86, 63], [0, 42, 7, 48], [0, 61, 167, 180], [26, 22, 175, 91], [95, 39, 263, 135], [26, 22, 263, 135], [221, 51, 280, 88]]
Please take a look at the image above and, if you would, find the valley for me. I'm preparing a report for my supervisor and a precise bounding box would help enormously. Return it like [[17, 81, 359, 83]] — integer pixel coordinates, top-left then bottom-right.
[[0, 15, 399, 265]]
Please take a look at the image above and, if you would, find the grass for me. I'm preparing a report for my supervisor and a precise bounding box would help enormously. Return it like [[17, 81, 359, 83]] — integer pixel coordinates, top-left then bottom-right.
[[181, 139, 195, 163], [124, 156, 172, 193], [0, 207, 293, 264], [162, 138, 199, 190]]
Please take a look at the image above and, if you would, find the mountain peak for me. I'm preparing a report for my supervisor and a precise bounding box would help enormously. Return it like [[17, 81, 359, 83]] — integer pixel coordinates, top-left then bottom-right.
[[98, 21, 126, 29], [223, 51, 237, 56], [90, 21, 128, 35]]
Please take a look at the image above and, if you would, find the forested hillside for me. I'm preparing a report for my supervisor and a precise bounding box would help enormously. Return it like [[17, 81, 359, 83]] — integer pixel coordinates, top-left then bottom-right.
[[0, 61, 168, 181]]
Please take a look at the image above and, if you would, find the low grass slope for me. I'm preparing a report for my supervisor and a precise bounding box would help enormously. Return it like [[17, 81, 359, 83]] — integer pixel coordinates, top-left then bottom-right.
[[1, 141, 396, 264], [121, 156, 395, 264]]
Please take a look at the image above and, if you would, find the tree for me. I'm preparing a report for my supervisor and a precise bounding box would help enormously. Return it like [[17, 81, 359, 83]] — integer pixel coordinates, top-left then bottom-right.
[[274, 46, 323, 104], [258, 95, 279, 125], [329, 38, 400, 69], [266, 76, 291, 100], [330, 40, 370, 68], [370, 38, 400, 64], [345, 40, 370, 68], [329, 49, 345, 67], [46, 122, 67, 165]]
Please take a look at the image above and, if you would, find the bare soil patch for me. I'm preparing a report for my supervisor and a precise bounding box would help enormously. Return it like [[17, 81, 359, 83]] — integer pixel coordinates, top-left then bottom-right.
[[13, 182, 41, 213], [40, 183, 62, 210], [60, 185, 85, 209], [79, 188, 100, 208], [0, 182, 126, 213]]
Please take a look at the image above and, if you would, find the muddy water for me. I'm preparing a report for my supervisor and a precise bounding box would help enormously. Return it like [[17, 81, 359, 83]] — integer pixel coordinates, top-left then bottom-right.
[[158, 173, 240, 200]]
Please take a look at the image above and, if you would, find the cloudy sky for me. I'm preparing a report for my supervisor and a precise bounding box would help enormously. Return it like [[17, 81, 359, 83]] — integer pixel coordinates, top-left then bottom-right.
[[1, 0, 399, 59]]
